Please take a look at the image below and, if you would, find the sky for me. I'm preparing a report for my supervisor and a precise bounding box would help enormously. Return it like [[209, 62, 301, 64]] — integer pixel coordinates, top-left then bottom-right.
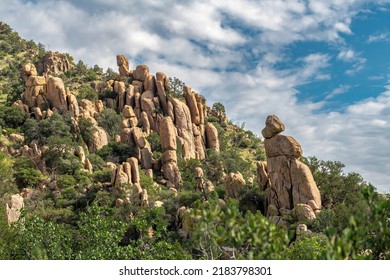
[[1, 0, 389, 193]]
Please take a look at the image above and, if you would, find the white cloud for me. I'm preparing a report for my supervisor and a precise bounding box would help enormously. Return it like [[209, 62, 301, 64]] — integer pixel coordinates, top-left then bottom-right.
[[368, 32, 390, 43], [326, 85, 351, 100]]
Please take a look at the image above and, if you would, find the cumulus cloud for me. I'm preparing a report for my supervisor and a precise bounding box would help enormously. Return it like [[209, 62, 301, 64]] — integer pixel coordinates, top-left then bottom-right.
[[0, 0, 389, 192]]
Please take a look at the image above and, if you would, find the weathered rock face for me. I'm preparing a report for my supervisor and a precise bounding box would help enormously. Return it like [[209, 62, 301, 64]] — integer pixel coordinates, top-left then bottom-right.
[[259, 115, 321, 220], [5, 194, 24, 223], [22, 63, 46, 109], [159, 117, 181, 188], [38, 51, 72, 75], [46, 76, 68, 113], [117, 54, 130, 77], [256, 161, 269, 190], [133, 64, 149, 81], [225, 172, 246, 199], [205, 123, 220, 152], [89, 124, 109, 153]]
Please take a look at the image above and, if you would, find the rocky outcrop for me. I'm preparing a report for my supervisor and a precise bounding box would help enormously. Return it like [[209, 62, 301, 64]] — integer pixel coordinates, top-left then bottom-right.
[[205, 123, 220, 152], [37, 51, 72, 75], [225, 172, 246, 199], [89, 124, 109, 153], [46, 76, 68, 114], [117, 54, 130, 77], [159, 117, 181, 188], [194, 167, 204, 192], [259, 115, 321, 220], [5, 194, 24, 223], [133, 64, 149, 82], [22, 63, 46, 109]]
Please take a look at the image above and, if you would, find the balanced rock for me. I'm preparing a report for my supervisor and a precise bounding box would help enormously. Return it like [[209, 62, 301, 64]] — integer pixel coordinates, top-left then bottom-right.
[[260, 115, 322, 219], [261, 115, 285, 139], [117, 54, 130, 77]]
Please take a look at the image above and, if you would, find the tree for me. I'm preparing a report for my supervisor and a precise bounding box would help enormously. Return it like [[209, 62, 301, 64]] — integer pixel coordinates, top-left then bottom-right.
[[168, 77, 185, 97], [96, 109, 121, 137], [190, 198, 289, 259], [0, 106, 25, 129], [13, 156, 42, 189], [212, 102, 225, 114]]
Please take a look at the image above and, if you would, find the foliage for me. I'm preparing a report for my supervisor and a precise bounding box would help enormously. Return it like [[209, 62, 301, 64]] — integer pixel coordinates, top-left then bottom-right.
[[323, 185, 390, 260], [168, 77, 185, 98], [178, 158, 202, 191], [238, 184, 266, 214], [212, 102, 225, 114], [0, 153, 17, 197], [78, 117, 97, 147], [22, 113, 73, 146], [76, 84, 98, 102], [147, 131, 162, 154], [190, 198, 289, 259], [0, 106, 26, 129], [93, 168, 112, 183], [303, 156, 370, 233], [95, 142, 137, 163], [96, 109, 121, 137], [284, 235, 327, 260], [13, 156, 42, 189], [6, 216, 73, 259]]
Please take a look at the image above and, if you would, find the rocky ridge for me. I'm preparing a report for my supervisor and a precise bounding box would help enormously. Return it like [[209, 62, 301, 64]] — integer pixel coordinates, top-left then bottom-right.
[[4, 52, 321, 229]]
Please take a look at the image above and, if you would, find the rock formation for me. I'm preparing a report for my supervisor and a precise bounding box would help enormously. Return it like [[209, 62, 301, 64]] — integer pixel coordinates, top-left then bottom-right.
[[225, 172, 246, 199], [5, 194, 24, 223], [117, 54, 130, 77], [258, 115, 321, 221], [159, 117, 182, 188], [37, 51, 72, 75]]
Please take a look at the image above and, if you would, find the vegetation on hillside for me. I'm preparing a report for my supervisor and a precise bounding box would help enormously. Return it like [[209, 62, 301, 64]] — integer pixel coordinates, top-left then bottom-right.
[[0, 22, 388, 260]]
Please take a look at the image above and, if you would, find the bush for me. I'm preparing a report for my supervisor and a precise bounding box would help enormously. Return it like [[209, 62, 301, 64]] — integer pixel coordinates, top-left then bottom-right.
[[56, 175, 77, 189], [13, 156, 42, 189], [96, 142, 137, 163], [284, 235, 327, 260], [0, 106, 26, 129], [23, 113, 73, 146], [6, 216, 73, 259], [96, 109, 121, 137], [93, 168, 112, 183]]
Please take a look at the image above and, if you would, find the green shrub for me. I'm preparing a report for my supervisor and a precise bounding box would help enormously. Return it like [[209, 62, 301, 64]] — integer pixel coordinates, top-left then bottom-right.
[[56, 174, 76, 189], [93, 168, 112, 183], [0, 106, 26, 129], [96, 109, 121, 137], [13, 156, 42, 189]]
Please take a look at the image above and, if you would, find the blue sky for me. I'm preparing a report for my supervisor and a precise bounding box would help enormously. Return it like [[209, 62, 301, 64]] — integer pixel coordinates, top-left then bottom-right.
[[1, 0, 389, 193]]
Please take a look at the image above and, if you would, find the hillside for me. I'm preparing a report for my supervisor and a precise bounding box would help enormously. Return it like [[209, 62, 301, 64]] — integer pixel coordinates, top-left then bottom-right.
[[0, 22, 389, 260]]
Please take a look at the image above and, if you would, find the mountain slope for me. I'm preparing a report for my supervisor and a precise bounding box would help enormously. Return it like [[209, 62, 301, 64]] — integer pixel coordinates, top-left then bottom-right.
[[0, 21, 388, 260]]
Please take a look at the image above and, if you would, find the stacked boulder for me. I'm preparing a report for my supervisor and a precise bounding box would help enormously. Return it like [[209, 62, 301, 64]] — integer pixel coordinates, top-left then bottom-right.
[[159, 117, 182, 188], [22, 63, 46, 109], [111, 157, 149, 207], [37, 51, 72, 75], [258, 115, 321, 221]]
